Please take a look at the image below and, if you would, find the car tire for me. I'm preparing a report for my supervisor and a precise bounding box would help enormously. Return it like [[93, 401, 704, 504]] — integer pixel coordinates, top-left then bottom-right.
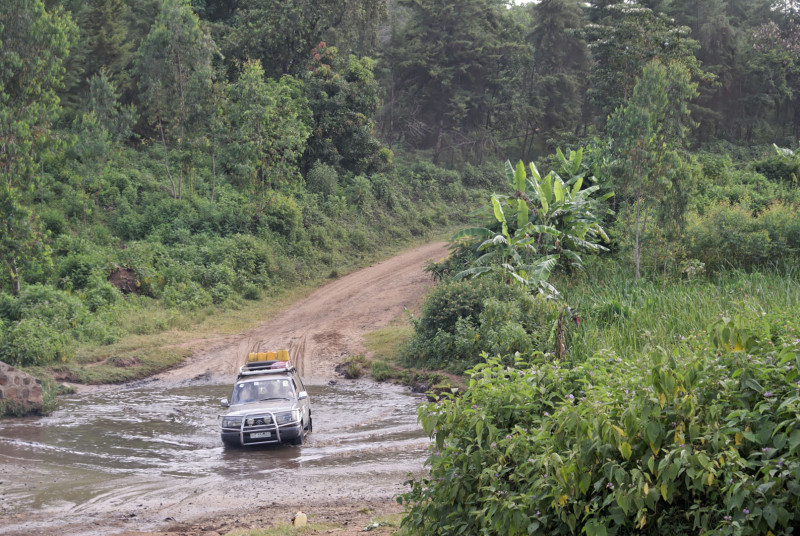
[[292, 429, 305, 446], [307, 415, 313, 433]]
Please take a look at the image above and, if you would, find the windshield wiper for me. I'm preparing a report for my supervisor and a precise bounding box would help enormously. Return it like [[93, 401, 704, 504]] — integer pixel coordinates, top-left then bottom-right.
[[259, 396, 291, 401]]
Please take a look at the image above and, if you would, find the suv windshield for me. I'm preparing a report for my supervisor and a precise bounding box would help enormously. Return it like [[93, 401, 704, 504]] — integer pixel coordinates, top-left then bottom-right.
[[230, 378, 295, 405]]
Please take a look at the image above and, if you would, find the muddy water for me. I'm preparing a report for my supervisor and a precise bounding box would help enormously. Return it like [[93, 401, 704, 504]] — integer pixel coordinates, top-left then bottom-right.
[[0, 381, 429, 535]]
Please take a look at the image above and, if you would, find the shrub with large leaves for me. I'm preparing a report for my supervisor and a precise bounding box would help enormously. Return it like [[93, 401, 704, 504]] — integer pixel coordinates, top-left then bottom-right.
[[401, 316, 800, 535], [454, 150, 612, 294]]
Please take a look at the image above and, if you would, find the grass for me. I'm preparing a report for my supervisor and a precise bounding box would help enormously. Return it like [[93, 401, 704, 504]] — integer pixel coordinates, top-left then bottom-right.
[[341, 354, 370, 379], [364, 324, 414, 362], [557, 260, 800, 364]]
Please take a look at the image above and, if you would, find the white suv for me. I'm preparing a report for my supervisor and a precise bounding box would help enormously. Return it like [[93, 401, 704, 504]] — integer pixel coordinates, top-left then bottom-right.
[[219, 355, 312, 446]]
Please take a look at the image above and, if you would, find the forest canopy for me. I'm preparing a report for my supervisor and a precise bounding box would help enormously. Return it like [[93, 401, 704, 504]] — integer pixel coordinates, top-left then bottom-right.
[[1, 0, 799, 368]]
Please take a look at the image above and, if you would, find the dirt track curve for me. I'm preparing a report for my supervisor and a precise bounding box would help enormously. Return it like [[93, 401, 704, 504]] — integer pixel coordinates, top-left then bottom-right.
[[155, 241, 448, 385]]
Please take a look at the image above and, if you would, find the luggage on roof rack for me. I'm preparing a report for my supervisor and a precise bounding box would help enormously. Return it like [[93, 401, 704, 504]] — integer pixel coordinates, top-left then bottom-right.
[[238, 348, 295, 377]]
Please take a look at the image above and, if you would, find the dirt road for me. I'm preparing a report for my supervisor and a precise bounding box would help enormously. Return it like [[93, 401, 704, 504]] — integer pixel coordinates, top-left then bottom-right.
[[0, 242, 448, 536], [154, 241, 448, 385]]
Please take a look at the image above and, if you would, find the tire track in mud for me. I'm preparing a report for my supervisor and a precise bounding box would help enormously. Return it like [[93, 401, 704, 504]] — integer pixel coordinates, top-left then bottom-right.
[[151, 242, 448, 385]]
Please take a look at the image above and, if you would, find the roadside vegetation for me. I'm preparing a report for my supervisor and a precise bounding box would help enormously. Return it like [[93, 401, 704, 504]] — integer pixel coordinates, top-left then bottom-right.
[[397, 137, 800, 535], [3, 0, 800, 533]]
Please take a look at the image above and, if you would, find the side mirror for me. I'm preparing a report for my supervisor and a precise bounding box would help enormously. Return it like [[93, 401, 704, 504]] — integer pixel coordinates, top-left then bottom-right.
[[298, 391, 308, 400], [220, 397, 229, 407]]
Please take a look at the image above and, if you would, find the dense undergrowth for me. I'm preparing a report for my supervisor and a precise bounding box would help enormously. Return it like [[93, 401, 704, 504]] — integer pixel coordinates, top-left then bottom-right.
[[402, 323, 800, 535], [401, 264, 800, 535], [0, 152, 500, 375], [399, 146, 800, 535]]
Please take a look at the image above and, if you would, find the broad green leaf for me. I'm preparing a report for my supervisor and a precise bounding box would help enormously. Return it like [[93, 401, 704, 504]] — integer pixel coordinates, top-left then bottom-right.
[[789, 430, 800, 452], [517, 198, 529, 230], [541, 173, 553, 207], [491, 196, 509, 239], [454, 266, 493, 280], [515, 160, 526, 192], [571, 176, 584, 196], [553, 178, 565, 203], [451, 227, 494, 241], [505, 160, 515, 187], [527, 224, 559, 236], [529, 161, 541, 181]]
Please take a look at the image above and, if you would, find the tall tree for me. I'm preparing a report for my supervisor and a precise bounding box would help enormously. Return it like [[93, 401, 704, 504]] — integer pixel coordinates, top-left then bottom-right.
[[81, 0, 134, 91], [134, 0, 218, 199], [388, 0, 518, 163], [607, 60, 698, 280], [0, 0, 78, 294], [582, 3, 704, 119], [225, 0, 387, 78], [223, 61, 311, 209], [528, 0, 591, 143], [749, 19, 800, 140], [87, 70, 137, 143], [302, 43, 390, 175]]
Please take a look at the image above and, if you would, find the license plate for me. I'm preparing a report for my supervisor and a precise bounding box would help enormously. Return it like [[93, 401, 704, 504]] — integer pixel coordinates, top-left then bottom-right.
[[250, 432, 272, 439]]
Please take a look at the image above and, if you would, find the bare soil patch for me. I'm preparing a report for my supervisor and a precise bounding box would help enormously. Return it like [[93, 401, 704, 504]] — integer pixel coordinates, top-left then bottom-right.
[[152, 242, 447, 386]]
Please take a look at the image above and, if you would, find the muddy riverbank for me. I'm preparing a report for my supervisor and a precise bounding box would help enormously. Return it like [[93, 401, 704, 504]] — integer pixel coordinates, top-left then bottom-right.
[[0, 243, 448, 535]]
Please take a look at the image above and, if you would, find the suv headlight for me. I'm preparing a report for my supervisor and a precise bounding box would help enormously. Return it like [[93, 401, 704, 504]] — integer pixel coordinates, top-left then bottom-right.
[[276, 410, 300, 424], [221, 416, 243, 429]]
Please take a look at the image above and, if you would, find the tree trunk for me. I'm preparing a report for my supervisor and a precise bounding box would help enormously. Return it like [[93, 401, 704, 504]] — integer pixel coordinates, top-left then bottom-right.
[[210, 148, 216, 204], [433, 118, 444, 165], [634, 195, 641, 281], [10, 257, 20, 296], [158, 117, 177, 198]]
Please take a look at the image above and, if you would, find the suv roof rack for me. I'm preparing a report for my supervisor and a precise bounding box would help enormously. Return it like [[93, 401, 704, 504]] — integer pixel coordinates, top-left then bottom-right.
[[238, 360, 296, 377]]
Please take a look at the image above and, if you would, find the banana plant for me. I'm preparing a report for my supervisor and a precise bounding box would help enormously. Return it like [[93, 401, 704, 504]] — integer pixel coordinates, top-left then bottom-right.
[[506, 150, 614, 269], [451, 149, 613, 295], [452, 194, 560, 296]]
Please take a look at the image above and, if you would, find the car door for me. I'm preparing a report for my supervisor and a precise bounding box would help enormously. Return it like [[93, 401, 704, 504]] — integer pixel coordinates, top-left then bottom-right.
[[291, 372, 310, 424]]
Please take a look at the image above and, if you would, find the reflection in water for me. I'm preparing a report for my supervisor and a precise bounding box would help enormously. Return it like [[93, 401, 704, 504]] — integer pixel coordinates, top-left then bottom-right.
[[0, 381, 428, 533]]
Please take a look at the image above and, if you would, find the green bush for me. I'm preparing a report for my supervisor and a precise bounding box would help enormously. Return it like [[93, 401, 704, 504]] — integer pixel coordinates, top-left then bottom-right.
[[39, 207, 69, 236], [161, 281, 213, 310], [305, 161, 339, 196], [371, 360, 395, 381], [350, 228, 371, 251], [424, 238, 483, 282], [260, 191, 304, 241], [402, 317, 800, 535], [58, 252, 109, 290], [370, 172, 401, 210], [412, 277, 528, 340], [344, 174, 377, 215], [0, 317, 74, 365], [405, 277, 559, 373], [209, 283, 234, 304], [13, 285, 88, 329], [242, 283, 261, 300], [685, 202, 800, 271], [462, 162, 504, 189], [73, 315, 122, 345], [80, 279, 121, 312], [754, 155, 800, 185]]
